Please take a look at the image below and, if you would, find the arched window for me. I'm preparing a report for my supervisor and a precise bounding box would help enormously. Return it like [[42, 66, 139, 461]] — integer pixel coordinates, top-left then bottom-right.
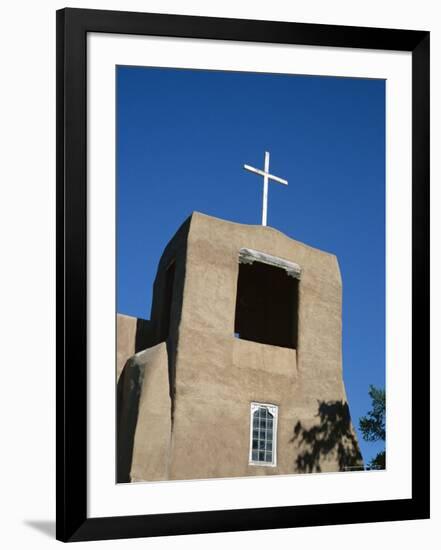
[[249, 403, 278, 466]]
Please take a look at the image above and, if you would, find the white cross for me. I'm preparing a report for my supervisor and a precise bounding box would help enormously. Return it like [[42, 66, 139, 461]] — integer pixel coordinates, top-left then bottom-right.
[[244, 151, 288, 226]]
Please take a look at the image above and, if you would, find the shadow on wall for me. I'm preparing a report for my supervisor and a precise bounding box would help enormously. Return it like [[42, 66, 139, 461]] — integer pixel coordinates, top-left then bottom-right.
[[116, 359, 143, 483], [135, 318, 155, 352], [291, 400, 363, 473]]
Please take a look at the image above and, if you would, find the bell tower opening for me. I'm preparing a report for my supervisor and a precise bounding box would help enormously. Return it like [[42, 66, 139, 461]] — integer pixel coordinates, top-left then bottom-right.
[[234, 249, 300, 349]]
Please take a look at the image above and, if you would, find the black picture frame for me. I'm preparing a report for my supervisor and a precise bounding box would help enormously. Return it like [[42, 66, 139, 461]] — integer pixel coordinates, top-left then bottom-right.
[[56, 7, 430, 543]]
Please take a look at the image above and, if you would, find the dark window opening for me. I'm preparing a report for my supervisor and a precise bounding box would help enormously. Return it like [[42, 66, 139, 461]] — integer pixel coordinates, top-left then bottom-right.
[[234, 260, 298, 349], [162, 260, 176, 340]]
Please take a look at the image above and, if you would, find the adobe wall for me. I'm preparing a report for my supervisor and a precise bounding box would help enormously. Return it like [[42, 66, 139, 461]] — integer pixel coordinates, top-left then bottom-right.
[[166, 213, 361, 479], [116, 314, 137, 381], [117, 343, 171, 482], [117, 212, 363, 481], [116, 314, 155, 380]]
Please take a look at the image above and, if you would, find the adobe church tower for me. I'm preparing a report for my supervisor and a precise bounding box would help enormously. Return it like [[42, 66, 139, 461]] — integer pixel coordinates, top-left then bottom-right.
[[117, 212, 363, 482]]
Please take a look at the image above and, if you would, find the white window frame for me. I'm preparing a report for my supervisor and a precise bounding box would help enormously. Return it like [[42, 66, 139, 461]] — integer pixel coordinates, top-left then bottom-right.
[[249, 402, 278, 467]]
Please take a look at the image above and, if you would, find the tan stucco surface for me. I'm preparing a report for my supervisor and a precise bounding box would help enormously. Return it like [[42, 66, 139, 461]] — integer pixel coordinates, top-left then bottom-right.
[[116, 314, 155, 381], [130, 343, 171, 482], [116, 314, 137, 381], [117, 212, 363, 481]]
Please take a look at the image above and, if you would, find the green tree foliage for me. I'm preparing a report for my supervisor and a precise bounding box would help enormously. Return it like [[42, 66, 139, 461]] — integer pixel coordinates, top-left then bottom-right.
[[359, 385, 385, 469], [369, 450, 385, 470]]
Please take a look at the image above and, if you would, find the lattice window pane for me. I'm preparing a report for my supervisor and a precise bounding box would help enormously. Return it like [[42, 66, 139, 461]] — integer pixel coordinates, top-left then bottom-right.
[[250, 404, 277, 465]]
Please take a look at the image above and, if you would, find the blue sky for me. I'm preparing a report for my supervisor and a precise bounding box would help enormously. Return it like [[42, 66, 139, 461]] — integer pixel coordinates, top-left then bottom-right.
[[116, 66, 385, 467]]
